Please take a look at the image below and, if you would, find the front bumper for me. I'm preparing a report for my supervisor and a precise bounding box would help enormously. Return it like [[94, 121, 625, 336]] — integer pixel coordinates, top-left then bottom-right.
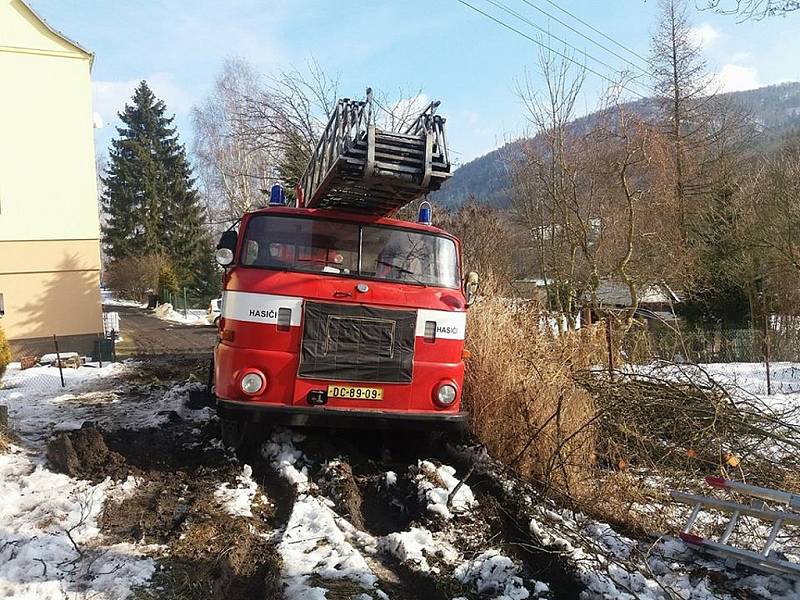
[[217, 398, 468, 432]]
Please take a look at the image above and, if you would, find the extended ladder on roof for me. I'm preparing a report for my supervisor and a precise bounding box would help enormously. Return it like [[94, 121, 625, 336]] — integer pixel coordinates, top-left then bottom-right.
[[296, 89, 451, 215], [671, 476, 800, 579]]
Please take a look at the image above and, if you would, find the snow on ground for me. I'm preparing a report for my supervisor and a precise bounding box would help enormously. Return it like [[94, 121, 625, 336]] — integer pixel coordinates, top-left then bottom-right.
[[214, 463, 259, 517], [0, 363, 167, 599], [456, 438, 800, 600], [0, 362, 213, 443], [378, 527, 458, 574], [153, 302, 210, 326], [415, 459, 477, 519], [454, 549, 533, 600], [100, 291, 145, 308], [262, 430, 384, 599], [0, 358, 219, 598]]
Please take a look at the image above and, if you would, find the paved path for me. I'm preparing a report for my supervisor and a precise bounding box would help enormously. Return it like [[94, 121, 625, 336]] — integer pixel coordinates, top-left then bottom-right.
[[105, 305, 217, 357]]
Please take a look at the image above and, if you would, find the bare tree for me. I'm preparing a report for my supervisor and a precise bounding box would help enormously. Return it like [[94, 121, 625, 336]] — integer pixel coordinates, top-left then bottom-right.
[[192, 58, 273, 223], [650, 0, 718, 239], [234, 59, 340, 191], [513, 43, 587, 328], [703, 0, 800, 19]]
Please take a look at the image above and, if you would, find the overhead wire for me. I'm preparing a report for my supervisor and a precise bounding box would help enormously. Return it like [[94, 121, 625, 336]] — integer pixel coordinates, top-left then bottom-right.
[[454, 0, 650, 99], [538, 0, 653, 66], [457, 0, 775, 135], [516, 0, 653, 74], [482, 0, 653, 89]]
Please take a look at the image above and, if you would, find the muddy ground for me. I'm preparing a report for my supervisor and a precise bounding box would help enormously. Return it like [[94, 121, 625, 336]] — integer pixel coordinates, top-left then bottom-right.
[[36, 355, 584, 600]]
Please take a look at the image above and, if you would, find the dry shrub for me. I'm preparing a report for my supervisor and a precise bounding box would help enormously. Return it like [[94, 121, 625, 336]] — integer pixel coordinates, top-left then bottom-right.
[[463, 276, 604, 500], [105, 253, 177, 301], [0, 325, 11, 380]]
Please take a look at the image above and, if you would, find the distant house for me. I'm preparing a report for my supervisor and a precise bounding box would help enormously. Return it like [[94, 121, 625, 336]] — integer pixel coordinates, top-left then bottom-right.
[[590, 280, 681, 325], [511, 276, 680, 326], [0, 0, 103, 356]]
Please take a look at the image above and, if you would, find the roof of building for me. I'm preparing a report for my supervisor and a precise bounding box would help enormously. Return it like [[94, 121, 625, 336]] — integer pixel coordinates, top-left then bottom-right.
[[17, 0, 94, 66], [594, 280, 681, 307]]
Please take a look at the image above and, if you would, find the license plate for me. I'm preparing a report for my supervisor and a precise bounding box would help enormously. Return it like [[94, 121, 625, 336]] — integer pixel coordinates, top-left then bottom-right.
[[327, 384, 384, 400]]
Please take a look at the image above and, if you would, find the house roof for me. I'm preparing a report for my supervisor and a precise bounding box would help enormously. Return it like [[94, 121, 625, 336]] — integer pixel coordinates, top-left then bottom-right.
[[594, 280, 681, 307], [17, 0, 94, 67]]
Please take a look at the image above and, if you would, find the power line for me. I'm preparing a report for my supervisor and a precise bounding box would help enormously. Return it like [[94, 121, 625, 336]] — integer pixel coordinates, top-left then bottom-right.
[[538, 0, 652, 66], [516, 0, 653, 74], [455, 0, 649, 99], [483, 0, 652, 84], [457, 0, 774, 137]]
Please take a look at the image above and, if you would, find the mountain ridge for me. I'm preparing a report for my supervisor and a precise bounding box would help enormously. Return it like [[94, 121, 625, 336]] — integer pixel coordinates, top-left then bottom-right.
[[432, 81, 800, 209]]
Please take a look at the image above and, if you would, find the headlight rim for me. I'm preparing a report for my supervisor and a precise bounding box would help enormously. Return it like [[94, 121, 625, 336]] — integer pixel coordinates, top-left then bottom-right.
[[433, 380, 458, 408], [239, 369, 266, 396]]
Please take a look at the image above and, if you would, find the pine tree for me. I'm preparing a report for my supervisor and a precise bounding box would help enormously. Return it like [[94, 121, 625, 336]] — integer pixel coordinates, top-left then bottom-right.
[[102, 81, 208, 288]]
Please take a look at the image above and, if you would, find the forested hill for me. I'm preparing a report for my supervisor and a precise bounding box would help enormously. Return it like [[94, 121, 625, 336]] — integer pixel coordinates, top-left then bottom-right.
[[431, 81, 800, 209]]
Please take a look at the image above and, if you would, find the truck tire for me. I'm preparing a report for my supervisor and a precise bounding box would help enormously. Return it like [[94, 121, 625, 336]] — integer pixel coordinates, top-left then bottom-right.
[[221, 418, 249, 450]]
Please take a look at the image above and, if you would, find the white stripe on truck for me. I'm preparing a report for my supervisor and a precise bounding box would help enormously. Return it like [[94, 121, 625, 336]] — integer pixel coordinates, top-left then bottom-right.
[[222, 291, 303, 326], [415, 309, 466, 340], [222, 290, 466, 339]]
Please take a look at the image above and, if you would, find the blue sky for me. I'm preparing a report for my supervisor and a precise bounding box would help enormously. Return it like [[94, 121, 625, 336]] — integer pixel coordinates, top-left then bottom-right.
[[30, 0, 800, 166]]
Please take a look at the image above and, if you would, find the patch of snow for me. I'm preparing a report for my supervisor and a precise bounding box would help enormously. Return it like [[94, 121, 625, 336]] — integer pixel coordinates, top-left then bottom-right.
[[153, 303, 209, 326], [1, 364, 212, 443], [379, 526, 459, 573], [415, 460, 477, 519], [215, 464, 258, 517], [0, 447, 155, 599], [454, 549, 530, 599], [0, 359, 217, 598], [101, 295, 146, 308], [262, 431, 383, 599], [262, 429, 311, 492], [281, 495, 379, 597]]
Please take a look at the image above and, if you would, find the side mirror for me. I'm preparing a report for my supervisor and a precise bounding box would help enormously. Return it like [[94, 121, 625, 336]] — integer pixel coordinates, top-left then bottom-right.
[[216, 231, 238, 267], [464, 271, 479, 307]]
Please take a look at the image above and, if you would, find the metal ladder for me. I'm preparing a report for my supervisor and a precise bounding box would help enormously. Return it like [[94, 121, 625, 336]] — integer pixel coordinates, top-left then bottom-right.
[[671, 476, 800, 578], [297, 89, 451, 215]]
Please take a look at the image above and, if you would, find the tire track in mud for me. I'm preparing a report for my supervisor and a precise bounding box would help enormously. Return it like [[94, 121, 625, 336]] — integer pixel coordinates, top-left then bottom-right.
[[244, 428, 460, 600], [245, 428, 585, 599]]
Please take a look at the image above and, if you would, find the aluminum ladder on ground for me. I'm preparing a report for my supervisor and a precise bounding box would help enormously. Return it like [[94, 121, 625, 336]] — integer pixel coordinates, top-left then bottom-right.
[[670, 476, 800, 579], [297, 89, 451, 215]]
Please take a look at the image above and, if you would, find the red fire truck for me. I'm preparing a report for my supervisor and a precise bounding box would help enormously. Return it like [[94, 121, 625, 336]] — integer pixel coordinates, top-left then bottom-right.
[[212, 92, 477, 444]]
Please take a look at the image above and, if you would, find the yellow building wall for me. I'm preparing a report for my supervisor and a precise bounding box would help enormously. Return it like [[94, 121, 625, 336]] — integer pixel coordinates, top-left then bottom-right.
[[0, 0, 102, 347]]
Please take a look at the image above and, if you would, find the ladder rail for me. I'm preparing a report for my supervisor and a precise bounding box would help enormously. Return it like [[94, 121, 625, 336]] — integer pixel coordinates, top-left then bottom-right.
[[296, 88, 452, 214], [671, 481, 800, 580], [670, 491, 800, 525]]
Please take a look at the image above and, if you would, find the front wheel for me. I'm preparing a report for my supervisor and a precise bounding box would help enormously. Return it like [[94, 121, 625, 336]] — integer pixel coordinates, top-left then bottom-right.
[[221, 417, 251, 451]]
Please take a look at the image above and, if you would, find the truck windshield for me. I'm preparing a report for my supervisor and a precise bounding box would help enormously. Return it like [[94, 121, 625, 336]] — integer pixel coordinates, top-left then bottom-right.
[[241, 215, 459, 288]]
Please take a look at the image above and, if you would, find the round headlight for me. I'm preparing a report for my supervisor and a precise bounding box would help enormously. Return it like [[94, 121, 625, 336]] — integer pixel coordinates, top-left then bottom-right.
[[215, 247, 234, 266], [434, 383, 457, 407], [240, 372, 265, 395]]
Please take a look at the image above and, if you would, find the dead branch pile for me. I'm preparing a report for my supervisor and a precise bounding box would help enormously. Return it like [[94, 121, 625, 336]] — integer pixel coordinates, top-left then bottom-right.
[[575, 362, 800, 489]]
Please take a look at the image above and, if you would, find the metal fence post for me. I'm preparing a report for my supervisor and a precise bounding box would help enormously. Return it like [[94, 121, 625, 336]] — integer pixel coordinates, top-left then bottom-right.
[[605, 314, 614, 382], [53, 334, 65, 388], [183, 287, 188, 319]]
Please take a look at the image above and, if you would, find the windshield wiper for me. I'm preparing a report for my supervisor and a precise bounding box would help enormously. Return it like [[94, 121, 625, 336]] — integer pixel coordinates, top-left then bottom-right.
[[375, 260, 427, 286]]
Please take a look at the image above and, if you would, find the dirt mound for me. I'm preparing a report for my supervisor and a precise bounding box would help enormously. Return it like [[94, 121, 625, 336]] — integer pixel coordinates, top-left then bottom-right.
[[320, 460, 365, 529], [112, 468, 281, 600], [46, 424, 129, 481]]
